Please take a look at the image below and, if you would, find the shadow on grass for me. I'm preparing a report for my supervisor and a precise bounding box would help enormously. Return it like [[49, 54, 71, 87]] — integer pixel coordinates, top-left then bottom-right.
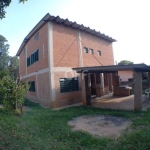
[[24, 99, 40, 108]]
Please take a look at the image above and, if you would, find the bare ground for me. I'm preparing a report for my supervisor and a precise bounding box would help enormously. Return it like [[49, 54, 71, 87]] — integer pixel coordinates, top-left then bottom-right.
[[68, 115, 131, 138]]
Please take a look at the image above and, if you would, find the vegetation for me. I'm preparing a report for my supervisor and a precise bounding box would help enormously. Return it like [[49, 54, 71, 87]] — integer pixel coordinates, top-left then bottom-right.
[[0, 99, 150, 149], [0, 35, 19, 79], [0, 35, 27, 113], [0, 0, 28, 19], [0, 75, 28, 114], [118, 60, 134, 65]]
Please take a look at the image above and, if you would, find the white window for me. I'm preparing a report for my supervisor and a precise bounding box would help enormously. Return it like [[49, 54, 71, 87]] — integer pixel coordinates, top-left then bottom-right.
[[98, 50, 101, 56], [84, 47, 88, 53], [89, 49, 94, 54]]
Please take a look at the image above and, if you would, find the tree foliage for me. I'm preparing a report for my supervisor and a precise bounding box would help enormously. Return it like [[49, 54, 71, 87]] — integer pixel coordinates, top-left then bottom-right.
[[118, 60, 134, 65], [0, 34, 27, 114], [0, 0, 28, 19], [0, 35, 10, 71], [8, 56, 19, 80], [0, 75, 28, 114]]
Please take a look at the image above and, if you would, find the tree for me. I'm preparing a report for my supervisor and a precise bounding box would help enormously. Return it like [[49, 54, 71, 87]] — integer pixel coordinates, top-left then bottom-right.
[[0, 0, 28, 19], [118, 60, 134, 65], [0, 75, 28, 114], [8, 56, 19, 80], [0, 35, 10, 71]]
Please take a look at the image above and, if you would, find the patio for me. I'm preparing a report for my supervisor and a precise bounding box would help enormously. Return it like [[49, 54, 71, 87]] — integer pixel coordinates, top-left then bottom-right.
[[73, 63, 150, 111], [92, 93, 149, 111]]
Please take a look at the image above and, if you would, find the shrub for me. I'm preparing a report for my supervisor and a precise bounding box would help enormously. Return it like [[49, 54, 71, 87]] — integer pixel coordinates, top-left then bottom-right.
[[0, 76, 28, 114]]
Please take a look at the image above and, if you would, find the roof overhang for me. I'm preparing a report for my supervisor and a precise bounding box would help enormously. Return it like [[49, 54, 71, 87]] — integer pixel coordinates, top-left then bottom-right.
[[16, 13, 116, 56], [72, 64, 150, 73]]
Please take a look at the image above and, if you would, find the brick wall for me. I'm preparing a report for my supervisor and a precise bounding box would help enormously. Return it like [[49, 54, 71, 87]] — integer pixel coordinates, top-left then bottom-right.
[[53, 22, 114, 68], [19, 47, 26, 76], [26, 75, 37, 102], [19, 22, 49, 77], [53, 23, 80, 67], [19, 20, 115, 108], [37, 72, 50, 106], [81, 31, 114, 66], [54, 71, 82, 107]]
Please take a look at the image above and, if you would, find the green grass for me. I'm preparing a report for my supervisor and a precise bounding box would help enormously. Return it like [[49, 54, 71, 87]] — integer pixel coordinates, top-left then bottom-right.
[[0, 99, 150, 150]]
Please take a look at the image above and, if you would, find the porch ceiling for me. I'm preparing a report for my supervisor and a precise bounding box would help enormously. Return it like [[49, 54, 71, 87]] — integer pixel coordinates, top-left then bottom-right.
[[72, 64, 150, 73]]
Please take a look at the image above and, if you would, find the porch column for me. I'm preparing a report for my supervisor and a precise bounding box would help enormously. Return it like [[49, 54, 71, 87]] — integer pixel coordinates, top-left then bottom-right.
[[134, 71, 142, 111], [81, 73, 91, 105], [81, 72, 86, 105], [87, 73, 91, 105], [109, 73, 113, 92], [100, 73, 104, 95]]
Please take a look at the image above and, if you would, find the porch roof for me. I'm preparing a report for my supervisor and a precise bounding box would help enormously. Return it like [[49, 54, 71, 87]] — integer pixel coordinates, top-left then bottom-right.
[[72, 64, 150, 73]]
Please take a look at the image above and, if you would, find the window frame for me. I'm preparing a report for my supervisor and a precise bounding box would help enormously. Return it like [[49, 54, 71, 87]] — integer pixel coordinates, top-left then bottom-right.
[[59, 77, 79, 93], [30, 49, 39, 65], [89, 49, 94, 54], [83, 47, 88, 53], [97, 50, 101, 56], [27, 56, 30, 67], [28, 81, 35, 92]]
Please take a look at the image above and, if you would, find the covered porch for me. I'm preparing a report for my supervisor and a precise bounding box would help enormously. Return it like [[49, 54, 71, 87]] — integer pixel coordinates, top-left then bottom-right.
[[72, 64, 150, 111], [92, 93, 149, 110]]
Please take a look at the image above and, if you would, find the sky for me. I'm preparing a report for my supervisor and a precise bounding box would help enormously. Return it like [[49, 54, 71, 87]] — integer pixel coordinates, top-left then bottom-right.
[[0, 0, 150, 64]]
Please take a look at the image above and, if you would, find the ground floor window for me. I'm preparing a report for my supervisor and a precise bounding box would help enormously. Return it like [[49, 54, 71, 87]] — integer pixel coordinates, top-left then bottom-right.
[[29, 81, 35, 92], [59, 77, 79, 93]]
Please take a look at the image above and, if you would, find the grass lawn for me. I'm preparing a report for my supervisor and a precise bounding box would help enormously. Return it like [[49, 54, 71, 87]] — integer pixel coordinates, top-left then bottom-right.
[[0, 100, 150, 150]]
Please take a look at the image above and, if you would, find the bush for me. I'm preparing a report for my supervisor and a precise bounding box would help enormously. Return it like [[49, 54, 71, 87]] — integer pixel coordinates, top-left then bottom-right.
[[0, 76, 28, 114]]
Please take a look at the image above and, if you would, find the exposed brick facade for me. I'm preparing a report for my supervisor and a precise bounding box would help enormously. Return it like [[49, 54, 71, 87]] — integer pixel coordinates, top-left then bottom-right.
[[18, 15, 115, 108]]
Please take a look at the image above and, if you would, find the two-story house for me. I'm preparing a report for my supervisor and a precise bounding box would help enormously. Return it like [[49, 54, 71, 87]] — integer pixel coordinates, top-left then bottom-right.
[[16, 13, 116, 108]]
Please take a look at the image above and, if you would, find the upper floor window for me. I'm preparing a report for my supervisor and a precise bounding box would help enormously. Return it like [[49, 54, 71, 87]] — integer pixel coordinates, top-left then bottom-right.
[[84, 47, 88, 53], [27, 57, 30, 67], [34, 32, 39, 41], [89, 49, 94, 54], [27, 49, 39, 67], [31, 50, 39, 64], [97, 50, 101, 56]]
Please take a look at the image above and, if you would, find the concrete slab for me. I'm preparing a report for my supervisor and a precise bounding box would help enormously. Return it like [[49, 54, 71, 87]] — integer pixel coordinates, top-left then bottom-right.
[[92, 93, 148, 111]]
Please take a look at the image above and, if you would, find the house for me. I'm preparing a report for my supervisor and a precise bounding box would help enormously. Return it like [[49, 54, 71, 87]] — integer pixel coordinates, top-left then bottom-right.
[[118, 70, 134, 82], [16, 13, 116, 108]]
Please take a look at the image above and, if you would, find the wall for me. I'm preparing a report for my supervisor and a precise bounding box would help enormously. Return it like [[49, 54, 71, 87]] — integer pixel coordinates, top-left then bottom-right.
[[54, 69, 82, 107], [81, 31, 114, 66], [118, 70, 133, 81], [20, 20, 115, 108], [19, 22, 49, 77], [53, 23, 79, 67]]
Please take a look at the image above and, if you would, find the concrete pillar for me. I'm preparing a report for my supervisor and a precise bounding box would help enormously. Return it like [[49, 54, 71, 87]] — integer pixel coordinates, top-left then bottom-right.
[[134, 71, 142, 111], [87, 73, 91, 105], [81, 72, 87, 105], [109, 73, 113, 92], [100, 73, 104, 88], [100, 73, 104, 95]]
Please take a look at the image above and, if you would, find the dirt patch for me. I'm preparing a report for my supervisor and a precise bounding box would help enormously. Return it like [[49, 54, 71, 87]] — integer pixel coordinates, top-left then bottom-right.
[[68, 115, 131, 138]]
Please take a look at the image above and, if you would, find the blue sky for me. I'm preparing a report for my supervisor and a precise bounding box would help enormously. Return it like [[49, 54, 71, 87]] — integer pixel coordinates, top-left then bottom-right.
[[0, 0, 150, 64]]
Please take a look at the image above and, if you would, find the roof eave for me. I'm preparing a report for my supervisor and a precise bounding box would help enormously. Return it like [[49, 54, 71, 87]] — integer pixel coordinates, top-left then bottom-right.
[[16, 13, 116, 56]]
